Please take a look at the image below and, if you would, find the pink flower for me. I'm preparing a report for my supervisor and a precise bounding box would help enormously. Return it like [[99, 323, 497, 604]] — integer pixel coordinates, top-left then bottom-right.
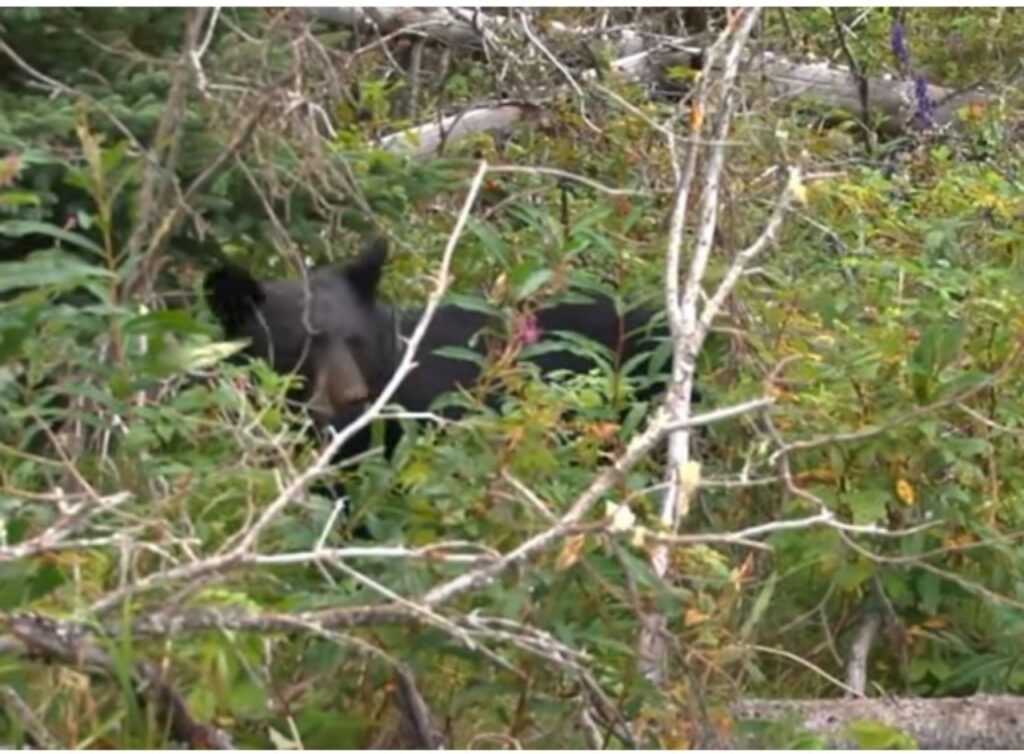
[[515, 312, 541, 347]]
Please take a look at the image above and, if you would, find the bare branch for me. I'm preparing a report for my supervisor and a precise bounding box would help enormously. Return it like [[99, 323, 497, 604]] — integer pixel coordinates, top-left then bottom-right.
[[0, 686, 60, 749], [92, 160, 491, 614], [644, 8, 763, 685], [769, 347, 1024, 464], [3, 613, 232, 749], [845, 612, 880, 697]]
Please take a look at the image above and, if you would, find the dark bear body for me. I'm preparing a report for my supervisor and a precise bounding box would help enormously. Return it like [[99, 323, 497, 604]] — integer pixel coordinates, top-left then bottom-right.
[[326, 298, 671, 476], [203, 240, 684, 531], [392, 299, 668, 416]]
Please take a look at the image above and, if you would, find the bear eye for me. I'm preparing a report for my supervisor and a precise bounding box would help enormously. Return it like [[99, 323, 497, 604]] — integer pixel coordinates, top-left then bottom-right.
[[346, 334, 366, 352]]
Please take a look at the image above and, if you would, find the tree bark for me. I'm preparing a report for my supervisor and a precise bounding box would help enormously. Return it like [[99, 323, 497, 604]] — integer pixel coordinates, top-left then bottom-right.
[[732, 695, 1024, 749]]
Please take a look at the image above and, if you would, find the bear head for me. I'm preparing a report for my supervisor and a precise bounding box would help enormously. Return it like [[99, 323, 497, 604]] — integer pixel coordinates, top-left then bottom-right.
[[204, 237, 398, 425]]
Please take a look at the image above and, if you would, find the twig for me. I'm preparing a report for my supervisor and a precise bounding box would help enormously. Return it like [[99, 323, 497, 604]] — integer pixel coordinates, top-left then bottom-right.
[[123, 9, 208, 267], [839, 531, 1024, 613], [490, 164, 651, 196], [90, 540, 492, 615], [644, 511, 934, 550], [518, 11, 601, 135], [769, 348, 1023, 464], [697, 172, 798, 332], [665, 396, 775, 432], [750, 643, 862, 697], [0, 685, 60, 749], [845, 612, 880, 697], [124, 73, 285, 299], [391, 664, 445, 748], [4, 613, 232, 749], [829, 8, 872, 149], [91, 161, 490, 615]]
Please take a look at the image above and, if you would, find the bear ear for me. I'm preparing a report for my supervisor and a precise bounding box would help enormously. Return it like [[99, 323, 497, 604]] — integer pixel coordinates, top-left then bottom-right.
[[204, 264, 266, 333], [342, 236, 389, 301]]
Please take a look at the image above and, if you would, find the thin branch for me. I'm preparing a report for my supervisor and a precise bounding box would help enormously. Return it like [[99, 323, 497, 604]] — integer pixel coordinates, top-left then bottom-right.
[[770, 349, 1024, 464], [0, 686, 60, 749], [750, 643, 862, 697], [3, 613, 232, 749], [490, 164, 652, 196], [92, 160, 490, 614], [845, 612, 880, 697], [420, 406, 673, 609], [644, 8, 763, 685]]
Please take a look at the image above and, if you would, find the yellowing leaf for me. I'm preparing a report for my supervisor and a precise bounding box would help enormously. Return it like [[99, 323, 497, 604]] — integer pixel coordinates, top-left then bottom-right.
[[556, 534, 587, 571], [604, 501, 637, 533], [630, 527, 647, 548], [684, 608, 710, 626], [787, 170, 809, 205], [679, 460, 702, 491], [0, 153, 21, 187], [674, 460, 702, 517], [944, 532, 975, 549], [920, 616, 948, 630], [689, 104, 704, 133], [589, 421, 620, 441], [491, 272, 508, 300], [895, 478, 915, 506]]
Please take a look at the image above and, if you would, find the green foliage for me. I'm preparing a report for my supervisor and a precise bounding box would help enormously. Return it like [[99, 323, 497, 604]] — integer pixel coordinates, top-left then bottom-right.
[[845, 719, 918, 749], [0, 5, 1023, 749]]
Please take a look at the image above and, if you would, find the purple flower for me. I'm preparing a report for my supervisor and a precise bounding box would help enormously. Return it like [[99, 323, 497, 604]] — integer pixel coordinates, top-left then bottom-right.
[[890, 21, 910, 69], [911, 73, 935, 130]]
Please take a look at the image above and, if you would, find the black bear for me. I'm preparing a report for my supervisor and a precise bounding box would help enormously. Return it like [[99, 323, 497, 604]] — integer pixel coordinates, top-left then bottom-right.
[[205, 239, 674, 435], [203, 239, 683, 529], [204, 238, 400, 427], [391, 297, 670, 418]]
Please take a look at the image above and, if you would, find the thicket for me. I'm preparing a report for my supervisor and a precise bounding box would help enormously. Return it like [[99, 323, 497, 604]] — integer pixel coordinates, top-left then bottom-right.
[[0, 7, 1023, 749]]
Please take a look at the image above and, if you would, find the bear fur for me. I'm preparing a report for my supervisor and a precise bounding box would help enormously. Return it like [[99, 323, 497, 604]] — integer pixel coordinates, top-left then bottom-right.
[[204, 239, 686, 530], [203, 238, 399, 424]]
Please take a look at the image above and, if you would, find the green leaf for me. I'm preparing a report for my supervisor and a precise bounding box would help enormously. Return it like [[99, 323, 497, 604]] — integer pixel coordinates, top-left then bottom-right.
[[443, 292, 498, 317], [910, 319, 966, 402], [739, 572, 777, 641], [845, 719, 917, 749], [0, 190, 41, 208], [514, 268, 553, 301], [833, 559, 874, 591], [916, 570, 943, 615], [0, 249, 113, 293], [845, 488, 887, 525], [123, 309, 214, 337], [468, 218, 510, 266], [141, 340, 248, 377], [431, 345, 486, 367], [0, 219, 105, 256]]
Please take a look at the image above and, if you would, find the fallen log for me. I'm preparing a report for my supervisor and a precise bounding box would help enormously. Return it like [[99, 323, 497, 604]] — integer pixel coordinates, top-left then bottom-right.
[[732, 695, 1024, 749], [306, 7, 997, 154]]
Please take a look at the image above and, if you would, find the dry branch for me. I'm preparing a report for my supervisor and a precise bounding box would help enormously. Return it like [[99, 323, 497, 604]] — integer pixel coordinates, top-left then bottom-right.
[[844, 612, 881, 697], [390, 664, 446, 749], [315, 7, 997, 157], [3, 613, 232, 749], [378, 101, 543, 158], [305, 7, 490, 49]]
